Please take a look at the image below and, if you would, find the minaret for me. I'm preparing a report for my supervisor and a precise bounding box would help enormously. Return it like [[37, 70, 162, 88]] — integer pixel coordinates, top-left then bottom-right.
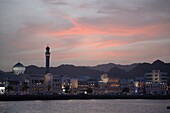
[[45, 45, 50, 74]]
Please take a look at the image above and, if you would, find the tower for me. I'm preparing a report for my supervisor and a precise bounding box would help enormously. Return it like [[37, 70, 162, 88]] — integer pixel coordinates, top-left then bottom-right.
[[45, 45, 50, 74]]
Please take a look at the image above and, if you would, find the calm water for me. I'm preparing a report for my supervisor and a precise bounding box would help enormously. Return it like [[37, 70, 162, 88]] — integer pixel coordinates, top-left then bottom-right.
[[0, 99, 170, 113]]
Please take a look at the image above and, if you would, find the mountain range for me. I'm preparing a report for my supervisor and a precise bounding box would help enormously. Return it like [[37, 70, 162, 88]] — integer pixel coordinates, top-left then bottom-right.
[[0, 59, 170, 79], [89, 63, 139, 72], [25, 65, 101, 79]]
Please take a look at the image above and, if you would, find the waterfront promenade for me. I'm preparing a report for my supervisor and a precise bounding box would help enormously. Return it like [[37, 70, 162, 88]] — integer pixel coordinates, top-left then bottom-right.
[[0, 95, 170, 101]]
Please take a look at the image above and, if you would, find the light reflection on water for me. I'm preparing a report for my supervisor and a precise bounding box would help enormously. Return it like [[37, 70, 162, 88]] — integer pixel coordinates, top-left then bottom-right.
[[0, 99, 170, 113]]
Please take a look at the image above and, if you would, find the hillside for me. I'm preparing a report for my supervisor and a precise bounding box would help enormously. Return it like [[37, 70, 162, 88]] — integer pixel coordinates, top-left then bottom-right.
[[89, 63, 139, 72], [108, 60, 170, 79], [25, 64, 101, 79]]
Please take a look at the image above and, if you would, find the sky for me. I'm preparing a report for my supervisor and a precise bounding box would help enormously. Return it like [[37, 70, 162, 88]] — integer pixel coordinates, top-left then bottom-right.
[[0, 0, 170, 71]]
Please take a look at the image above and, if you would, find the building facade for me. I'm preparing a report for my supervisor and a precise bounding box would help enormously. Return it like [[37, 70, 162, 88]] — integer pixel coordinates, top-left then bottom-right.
[[145, 70, 168, 83], [144, 70, 169, 95]]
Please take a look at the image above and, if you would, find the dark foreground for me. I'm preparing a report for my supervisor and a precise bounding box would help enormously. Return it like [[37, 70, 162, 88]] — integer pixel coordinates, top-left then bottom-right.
[[0, 95, 170, 101]]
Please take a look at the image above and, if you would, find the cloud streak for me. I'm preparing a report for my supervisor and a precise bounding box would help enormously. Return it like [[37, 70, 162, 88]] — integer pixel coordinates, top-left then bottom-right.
[[0, 0, 170, 71]]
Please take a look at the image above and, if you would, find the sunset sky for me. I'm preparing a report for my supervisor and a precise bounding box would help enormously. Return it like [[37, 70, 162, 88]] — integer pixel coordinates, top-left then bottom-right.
[[0, 0, 170, 71]]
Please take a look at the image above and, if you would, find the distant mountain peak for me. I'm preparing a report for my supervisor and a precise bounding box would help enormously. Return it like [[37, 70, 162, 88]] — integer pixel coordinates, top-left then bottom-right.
[[152, 59, 165, 65], [27, 65, 39, 68], [60, 64, 75, 66], [96, 63, 116, 66], [90, 63, 117, 72]]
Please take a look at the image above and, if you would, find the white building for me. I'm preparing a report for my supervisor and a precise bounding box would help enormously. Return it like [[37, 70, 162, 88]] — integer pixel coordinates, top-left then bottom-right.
[[145, 70, 169, 83], [98, 74, 109, 94], [29, 74, 44, 94], [53, 75, 62, 94], [12, 62, 26, 75], [70, 78, 78, 94], [28, 73, 62, 95], [144, 70, 169, 95]]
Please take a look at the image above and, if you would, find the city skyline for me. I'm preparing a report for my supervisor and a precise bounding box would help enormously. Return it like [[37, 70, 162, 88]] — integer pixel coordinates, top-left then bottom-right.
[[0, 0, 170, 71]]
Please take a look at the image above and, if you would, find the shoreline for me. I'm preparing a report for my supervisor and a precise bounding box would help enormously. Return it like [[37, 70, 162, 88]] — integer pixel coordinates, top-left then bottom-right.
[[0, 95, 170, 101]]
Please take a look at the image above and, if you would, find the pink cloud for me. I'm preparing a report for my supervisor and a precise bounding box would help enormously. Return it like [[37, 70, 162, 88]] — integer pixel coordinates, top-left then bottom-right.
[[41, 16, 169, 39]]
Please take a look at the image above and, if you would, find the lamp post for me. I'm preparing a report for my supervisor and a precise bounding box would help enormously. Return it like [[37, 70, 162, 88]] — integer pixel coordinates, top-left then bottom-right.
[[18, 80, 22, 95], [37, 82, 41, 94]]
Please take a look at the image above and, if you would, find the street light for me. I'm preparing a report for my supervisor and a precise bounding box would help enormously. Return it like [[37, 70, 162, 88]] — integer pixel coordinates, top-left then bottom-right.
[[37, 82, 41, 94]]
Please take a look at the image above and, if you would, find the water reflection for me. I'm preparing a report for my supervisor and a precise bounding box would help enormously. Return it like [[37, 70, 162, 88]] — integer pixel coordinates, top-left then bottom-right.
[[0, 100, 170, 113]]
